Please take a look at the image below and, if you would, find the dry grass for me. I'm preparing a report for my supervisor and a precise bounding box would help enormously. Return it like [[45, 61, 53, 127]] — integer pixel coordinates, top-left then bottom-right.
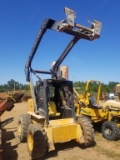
[[0, 90, 31, 102], [1, 98, 120, 160], [94, 132, 120, 160]]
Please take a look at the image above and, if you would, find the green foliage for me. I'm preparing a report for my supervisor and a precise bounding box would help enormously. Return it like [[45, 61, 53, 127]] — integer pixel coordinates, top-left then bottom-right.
[[73, 81, 119, 94], [108, 81, 119, 93], [0, 79, 30, 92], [0, 79, 119, 94], [74, 81, 86, 93]]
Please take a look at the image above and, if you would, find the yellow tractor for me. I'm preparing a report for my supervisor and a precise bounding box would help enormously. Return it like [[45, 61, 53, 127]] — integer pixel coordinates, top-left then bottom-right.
[[74, 80, 120, 141], [17, 8, 101, 159]]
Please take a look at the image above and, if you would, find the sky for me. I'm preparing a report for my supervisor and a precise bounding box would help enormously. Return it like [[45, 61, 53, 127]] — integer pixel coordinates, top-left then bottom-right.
[[0, 0, 120, 85]]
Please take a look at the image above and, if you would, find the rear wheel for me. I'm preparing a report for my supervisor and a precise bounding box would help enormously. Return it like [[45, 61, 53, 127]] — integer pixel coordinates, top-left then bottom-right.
[[77, 117, 94, 146], [27, 124, 48, 159], [18, 114, 31, 142], [78, 115, 93, 124], [102, 121, 120, 140]]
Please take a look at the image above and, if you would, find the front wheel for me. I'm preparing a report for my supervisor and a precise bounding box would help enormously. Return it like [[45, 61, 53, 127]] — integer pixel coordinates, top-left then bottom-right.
[[77, 116, 94, 146], [18, 114, 31, 142], [78, 115, 93, 124], [27, 124, 48, 159], [102, 121, 120, 141]]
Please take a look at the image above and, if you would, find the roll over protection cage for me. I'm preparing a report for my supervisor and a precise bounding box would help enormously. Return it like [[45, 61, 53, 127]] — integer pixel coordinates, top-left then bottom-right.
[[25, 7, 102, 82]]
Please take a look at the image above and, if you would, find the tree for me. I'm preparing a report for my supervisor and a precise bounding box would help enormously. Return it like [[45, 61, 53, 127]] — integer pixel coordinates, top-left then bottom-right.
[[7, 79, 15, 90], [108, 81, 119, 93]]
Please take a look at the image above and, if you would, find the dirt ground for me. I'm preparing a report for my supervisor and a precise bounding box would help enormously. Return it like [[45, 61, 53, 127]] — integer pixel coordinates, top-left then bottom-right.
[[1, 102, 120, 160]]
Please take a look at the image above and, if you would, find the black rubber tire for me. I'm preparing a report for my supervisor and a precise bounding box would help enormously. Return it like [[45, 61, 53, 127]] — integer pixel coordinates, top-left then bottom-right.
[[27, 124, 48, 159], [18, 114, 31, 142], [77, 117, 94, 146], [101, 121, 120, 141], [78, 115, 93, 124]]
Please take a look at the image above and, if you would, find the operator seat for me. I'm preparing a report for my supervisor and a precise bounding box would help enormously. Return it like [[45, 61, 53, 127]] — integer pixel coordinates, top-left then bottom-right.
[[89, 95, 102, 109], [48, 101, 60, 117]]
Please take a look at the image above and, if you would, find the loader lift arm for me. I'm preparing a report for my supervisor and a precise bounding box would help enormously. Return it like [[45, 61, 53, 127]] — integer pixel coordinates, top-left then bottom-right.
[[25, 7, 102, 82]]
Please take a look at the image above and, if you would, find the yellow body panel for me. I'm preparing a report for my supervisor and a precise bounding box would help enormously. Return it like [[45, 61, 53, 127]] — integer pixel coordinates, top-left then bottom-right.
[[52, 124, 82, 143], [80, 108, 107, 122], [27, 100, 85, 152], [28, 98, 34, 112], [117, 123, 120, 127], [49, 118, 74, 126], [102, 100, 120, 111], [45, 118, 85, 151], [48, 101, 60, 117], [81, 106, 120, 122], [28, 99, 61, 117]]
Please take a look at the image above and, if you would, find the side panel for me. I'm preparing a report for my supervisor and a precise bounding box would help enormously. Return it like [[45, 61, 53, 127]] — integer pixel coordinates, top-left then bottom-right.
[[28, 98, 34, 112], [80, 107, 107, 122], [45, 118, 85, 151], [52, 124, 84, 143]]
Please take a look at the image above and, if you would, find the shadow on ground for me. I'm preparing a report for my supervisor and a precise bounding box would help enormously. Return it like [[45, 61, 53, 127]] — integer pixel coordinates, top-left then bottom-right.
[[93, 122, 102, 133], [1, 117, 14, 127], [1, 117, 98, 160], [39, 140, 96, 160], [2, 128, 18, 160], [1, 117, 18, 160]]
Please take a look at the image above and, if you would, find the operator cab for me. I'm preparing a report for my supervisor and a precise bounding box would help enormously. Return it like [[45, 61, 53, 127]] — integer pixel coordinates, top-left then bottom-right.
[[35, 79, 75, 121]]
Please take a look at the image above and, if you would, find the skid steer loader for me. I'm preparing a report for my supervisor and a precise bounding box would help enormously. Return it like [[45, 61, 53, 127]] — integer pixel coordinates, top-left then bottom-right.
[[74, 80, 120, 141], [17, 7, 102, 159]]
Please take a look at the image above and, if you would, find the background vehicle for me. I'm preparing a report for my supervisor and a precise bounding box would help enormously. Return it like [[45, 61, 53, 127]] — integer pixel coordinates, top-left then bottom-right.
[[115, 84, 120, 100], [17, 7, 101, 159], [0, 92, 24, 159], [74, 80, 120, 141]]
